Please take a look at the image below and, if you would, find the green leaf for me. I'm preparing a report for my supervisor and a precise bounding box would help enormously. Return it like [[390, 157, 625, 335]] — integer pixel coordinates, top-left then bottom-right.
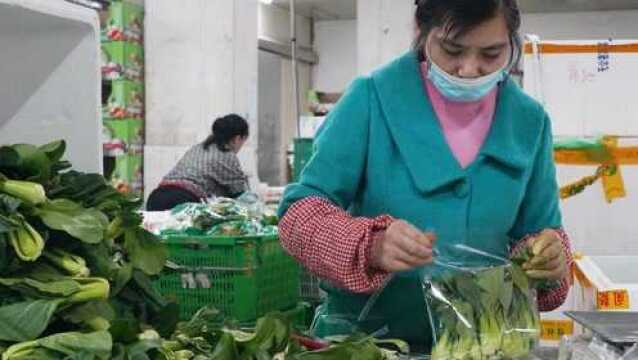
[[149, 302, 179, 339], [109, 318, 141, 344], [0, 214, 19, 234], [0, 147, 20, 169], [124, 229, 167, 276], [0, 277, 81, 299], [238, 313, 291, 356], [61, 301, 116, 326], [131, 270, 164, 303], [290, 337, 384, 360], [453, 273, 482, 311], [10, 144, 52, 184], [500, 270, 514, 314], [32, 330, 112, 360], [0, 299, 63, 342], [111, 262, 133, 296], [510, 264, 530, 292], [124, 338, 162, 359], [38, 141, 66, 164], [35, 199, 108, 244], [476, 267, 505, 307], [210, 332, 239, 360], [0, 234, 8, 273], [0, 193, 22, 214]]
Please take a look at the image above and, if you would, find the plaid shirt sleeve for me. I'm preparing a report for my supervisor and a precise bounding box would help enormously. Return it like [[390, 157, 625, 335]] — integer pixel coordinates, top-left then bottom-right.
[[510, 228, 573, 312], [279, 196, 393, 294]]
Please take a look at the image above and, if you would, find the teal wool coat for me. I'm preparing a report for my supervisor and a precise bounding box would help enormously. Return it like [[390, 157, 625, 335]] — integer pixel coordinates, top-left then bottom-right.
[[279, 51, 561, 348]]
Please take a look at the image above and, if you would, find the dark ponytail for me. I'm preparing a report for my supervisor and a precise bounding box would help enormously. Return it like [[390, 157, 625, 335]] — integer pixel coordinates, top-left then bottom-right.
[[203, 114, 249, 152], [413, 0, 522, 67]]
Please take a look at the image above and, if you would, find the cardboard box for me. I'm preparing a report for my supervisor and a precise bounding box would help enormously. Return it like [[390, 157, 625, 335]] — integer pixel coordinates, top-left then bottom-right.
[[101, 41, 144, 81], [103, 119, 144, 156], [573, 255, 638, 311], [103, 80, 144, 119], [110, 153, 143, 195], [101, 1, 144, 43]]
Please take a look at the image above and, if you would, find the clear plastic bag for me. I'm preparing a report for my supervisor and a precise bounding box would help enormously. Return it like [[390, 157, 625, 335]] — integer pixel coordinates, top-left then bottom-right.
[[422, 244, 541, 359]]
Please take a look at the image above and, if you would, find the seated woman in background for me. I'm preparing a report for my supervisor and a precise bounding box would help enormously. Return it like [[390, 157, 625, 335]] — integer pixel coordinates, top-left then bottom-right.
[[146, 114, 249, 211]]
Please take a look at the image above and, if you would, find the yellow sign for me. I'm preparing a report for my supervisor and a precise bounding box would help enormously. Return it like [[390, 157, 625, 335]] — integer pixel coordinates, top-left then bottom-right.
[[597, 289, 630, 310], [540, 320, 574, 341]]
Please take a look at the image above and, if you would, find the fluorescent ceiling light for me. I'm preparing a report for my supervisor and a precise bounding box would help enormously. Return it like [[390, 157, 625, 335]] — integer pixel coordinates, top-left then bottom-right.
[[260, 0, 274, 4]]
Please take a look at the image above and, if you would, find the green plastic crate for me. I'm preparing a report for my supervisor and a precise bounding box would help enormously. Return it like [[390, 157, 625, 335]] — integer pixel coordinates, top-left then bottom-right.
[[154, 234, 300, 322], [292, 138, 314, 182]]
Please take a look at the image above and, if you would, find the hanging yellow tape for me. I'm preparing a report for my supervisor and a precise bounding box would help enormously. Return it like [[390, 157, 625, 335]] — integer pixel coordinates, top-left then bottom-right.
[[559, 166, 605, 200], [554, 147, 638, 165], [555, 137, 636, 201], [600, 138, 626, 203]]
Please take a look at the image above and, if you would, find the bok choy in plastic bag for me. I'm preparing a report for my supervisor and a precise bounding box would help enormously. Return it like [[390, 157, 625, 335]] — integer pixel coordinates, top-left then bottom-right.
[[423, 244, 541, 360]]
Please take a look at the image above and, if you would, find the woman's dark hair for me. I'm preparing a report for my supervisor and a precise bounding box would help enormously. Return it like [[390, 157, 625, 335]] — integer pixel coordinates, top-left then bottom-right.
[[203, 114, 249, 151], [413, 0, 522, 68]]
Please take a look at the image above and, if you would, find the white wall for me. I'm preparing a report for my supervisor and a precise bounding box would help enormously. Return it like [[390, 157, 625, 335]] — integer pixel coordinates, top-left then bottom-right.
[[355, 1, 638, 72], [144, 0, 258, 198], [0, 0, 101, 173], [521, 10, 638, 39], [258, 3, 312, 48], [313, 20, 357, 93], [357, 0, 414, 75]]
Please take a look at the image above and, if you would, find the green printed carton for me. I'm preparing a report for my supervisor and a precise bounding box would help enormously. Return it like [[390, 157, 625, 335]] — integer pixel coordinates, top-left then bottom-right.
[[101, 41, 144, 81], [111, 153, 143, 196], [101, 1, 144, 43], [103, 119, 144, 156], [103, 80, 144, 119]]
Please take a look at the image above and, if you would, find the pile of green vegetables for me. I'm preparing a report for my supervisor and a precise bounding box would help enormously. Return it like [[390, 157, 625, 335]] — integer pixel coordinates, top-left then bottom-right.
[[0, 141, 176, 359], [0, 140, 404, 360], [160, 199, 278, 238], [427, 261, 541, 360], [148, 306, 405, 360]]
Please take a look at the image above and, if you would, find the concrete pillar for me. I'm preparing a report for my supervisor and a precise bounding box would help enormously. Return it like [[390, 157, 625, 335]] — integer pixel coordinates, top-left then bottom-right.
[[144, 0, 259, 196]]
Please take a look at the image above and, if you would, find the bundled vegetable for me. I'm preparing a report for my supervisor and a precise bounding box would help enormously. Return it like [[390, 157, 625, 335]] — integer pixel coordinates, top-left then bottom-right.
[[157, 197, 278, 237], [0, 141, 174, 359], [425, 246, 541, 360]]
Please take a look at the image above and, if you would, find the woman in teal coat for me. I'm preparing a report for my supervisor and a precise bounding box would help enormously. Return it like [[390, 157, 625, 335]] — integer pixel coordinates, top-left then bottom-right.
[[279, 0, 572, 351]]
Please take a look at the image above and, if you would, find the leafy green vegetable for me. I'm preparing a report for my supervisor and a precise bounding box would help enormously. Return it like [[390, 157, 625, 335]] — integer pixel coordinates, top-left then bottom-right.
[[0, 179, 46, 206], [38, 141, 66, 164], [1, 331, 112, 360], [61, 301, 115, 331], [33, 199, 108, 244], [7, 220, 44, 262], [0, 299, 63, 342], [290, 336, 384, 360], [43, 248, 90, 277], [123, 228, 168, 276], [0, 140, 176, 359], [427, 261, 540, 359]]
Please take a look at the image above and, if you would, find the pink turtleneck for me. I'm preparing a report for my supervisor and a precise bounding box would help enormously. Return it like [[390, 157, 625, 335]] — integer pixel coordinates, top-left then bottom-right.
[[420, 62, 498, 168]]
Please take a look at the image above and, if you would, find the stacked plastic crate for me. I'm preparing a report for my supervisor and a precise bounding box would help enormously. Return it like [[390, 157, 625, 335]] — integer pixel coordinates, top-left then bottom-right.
[[100, 1, 145, 196]]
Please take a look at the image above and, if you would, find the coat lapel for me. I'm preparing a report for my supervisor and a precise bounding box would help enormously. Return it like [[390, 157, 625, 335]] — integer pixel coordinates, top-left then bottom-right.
[[480, 78, 538, 172], [372, 51, 465, 194], [372, 51, 540, 195]]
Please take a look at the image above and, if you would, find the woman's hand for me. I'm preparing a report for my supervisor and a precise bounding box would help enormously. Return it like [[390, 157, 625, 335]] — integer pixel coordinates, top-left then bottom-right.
[[370, 220, 436, 273], [523, 229, 567, 281]]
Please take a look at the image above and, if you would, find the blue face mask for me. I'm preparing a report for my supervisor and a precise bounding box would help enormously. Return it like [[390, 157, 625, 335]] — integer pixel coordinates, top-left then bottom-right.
[[427, 57, 507, 102]]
